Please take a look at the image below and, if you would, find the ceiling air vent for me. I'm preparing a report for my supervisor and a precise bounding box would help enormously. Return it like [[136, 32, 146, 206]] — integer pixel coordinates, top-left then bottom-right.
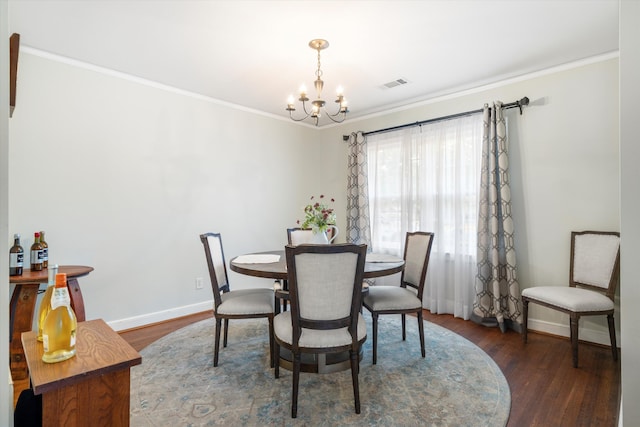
[[382, 78, 409, 89]]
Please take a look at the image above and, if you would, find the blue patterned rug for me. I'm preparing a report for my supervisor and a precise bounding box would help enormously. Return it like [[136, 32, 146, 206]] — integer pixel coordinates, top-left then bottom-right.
[[130, 315, 510, 426]]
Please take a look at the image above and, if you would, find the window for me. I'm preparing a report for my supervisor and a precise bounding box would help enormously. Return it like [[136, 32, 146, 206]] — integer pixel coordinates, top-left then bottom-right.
[[366, 113, 483, 319]]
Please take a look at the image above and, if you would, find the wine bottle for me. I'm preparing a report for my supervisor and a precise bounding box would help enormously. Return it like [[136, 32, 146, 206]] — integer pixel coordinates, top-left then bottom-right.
[[37, 264, 59, 342], [9, 234, 24, 276], [30, 232, 44, 271], [42, 272, 77, 363], [40, 230, 48, 268]]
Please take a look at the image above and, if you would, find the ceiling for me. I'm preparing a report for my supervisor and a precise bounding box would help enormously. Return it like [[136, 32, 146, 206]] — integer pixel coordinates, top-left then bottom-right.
[[8, 1, 619, 127]]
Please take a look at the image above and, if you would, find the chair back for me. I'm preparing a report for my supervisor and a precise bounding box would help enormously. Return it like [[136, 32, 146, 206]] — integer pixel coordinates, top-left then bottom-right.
[[287, 228, 315, 245], [285, 243, 367, 348], [199, 232, 231, 309], [570, 231, 620, 299], [400, 231, 434, 299]]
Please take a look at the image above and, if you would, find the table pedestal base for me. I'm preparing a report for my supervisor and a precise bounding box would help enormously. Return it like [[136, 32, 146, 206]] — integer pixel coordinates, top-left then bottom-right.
[[277, 347, 363, 374]]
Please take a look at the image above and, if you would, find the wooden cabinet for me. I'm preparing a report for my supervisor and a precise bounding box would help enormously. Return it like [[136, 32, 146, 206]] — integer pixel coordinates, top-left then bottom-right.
[[22, 319, 142, 427]]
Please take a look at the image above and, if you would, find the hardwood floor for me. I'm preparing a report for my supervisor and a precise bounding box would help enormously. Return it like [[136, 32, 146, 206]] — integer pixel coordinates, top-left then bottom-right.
[[14, 309, 620, 426]]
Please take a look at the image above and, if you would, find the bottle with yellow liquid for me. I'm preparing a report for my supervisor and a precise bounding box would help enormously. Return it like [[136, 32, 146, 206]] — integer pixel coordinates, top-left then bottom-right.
[[36, 264, 59, 342], [42, 272, 77, 363]]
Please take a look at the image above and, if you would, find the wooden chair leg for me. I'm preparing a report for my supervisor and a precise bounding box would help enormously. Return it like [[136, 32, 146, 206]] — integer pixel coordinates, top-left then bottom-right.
[[274, 342, 280, 378], [214, 318, 222, 367], [350, 349, 361, 414], [292, 352, 300, 418], [401, 313, 406, 341], [372, 313, 379, 365], [522, 298, 529, 343], [570, 314, 579, 368], [417, 310, 425, 358], [607, 313, 618, 361], [268, 316, 275, 368], [223, 319, 229, 347]]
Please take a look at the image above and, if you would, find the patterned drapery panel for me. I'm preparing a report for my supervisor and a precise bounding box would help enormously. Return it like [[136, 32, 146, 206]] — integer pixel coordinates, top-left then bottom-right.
[[346, 131, 371, 248], [473, 102, 523, 332]]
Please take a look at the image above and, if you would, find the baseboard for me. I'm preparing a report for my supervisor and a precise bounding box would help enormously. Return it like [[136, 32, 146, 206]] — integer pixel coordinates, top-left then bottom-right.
[[527, 317, 618, 347], [107, 300, 213, 332]]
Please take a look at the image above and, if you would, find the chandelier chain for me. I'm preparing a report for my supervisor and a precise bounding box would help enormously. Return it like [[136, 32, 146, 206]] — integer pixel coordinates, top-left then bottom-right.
[[316, 49, 323, 80]]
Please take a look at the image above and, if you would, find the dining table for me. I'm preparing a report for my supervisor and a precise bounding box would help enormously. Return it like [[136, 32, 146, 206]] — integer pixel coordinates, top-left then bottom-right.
[[230, 250, 404, 281], [229, 249, 404, 373]]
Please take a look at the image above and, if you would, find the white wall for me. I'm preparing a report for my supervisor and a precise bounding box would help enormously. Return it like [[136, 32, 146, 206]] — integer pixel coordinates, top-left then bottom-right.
[[620, 1, 640, 425], [323, 57, 621, 345], [9, 51, 327, 330]]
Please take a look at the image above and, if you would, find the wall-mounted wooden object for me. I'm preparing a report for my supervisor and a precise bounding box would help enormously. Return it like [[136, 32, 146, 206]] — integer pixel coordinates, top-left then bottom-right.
[[10, 33, 20, 117]]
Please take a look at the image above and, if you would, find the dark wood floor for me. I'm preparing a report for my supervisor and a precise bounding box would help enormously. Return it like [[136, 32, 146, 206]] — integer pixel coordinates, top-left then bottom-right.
[[15, 309, 620, 426]]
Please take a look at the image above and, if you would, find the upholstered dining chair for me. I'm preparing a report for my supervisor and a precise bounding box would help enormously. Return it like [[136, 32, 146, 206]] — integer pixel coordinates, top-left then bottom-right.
[[199, 232, 275, 368], [363, 231, 434, 365], [274, 243, 368, 418], [276, 228, 316, 313], [287, 227, 314, 245], [522, 230, 620, 368]]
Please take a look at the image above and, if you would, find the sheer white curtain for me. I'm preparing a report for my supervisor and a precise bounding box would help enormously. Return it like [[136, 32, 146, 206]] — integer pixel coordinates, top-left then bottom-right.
[[367, 114, 483, 319]]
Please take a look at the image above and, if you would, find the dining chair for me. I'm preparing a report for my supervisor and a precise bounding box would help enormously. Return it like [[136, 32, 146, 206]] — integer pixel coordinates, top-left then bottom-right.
[[363, 231, 434, 364], [274, 243, 368, 418], [199, 232, 275, 368], [276, 228, 316, 313], [287, 227, 315, 245], [522, 230, 620, 368]]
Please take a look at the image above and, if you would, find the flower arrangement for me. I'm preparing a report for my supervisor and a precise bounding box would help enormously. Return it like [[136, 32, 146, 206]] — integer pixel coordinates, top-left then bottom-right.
[[298, 195, 336, 233]]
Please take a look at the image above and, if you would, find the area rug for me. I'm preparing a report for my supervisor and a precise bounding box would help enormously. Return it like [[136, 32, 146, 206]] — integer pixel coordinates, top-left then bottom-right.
[[130, 315, 510, 426]]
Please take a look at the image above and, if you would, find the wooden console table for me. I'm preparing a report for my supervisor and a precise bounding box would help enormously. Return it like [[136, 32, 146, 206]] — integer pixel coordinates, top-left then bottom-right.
[[22, 319, 142, 427], [9, 265, 93, 380]]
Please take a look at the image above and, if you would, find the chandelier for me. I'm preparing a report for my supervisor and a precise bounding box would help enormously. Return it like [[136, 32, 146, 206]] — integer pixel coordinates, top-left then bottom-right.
[[286, 39, 348, 126]]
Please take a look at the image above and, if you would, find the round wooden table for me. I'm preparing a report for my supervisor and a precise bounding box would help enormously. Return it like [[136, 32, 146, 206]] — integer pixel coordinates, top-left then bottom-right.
[[230, 251, 404, 373], [230, 250, 404, 280], [9, 265, 94, 380]]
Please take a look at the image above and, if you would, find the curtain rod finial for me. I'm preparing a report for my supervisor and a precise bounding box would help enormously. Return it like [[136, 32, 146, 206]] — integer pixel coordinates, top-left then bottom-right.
[[517, 97, 529, 115]]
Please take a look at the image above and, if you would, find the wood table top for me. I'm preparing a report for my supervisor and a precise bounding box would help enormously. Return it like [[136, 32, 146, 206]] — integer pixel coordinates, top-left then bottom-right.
[[10, 265, 94, 284], [22, 319, 142, 395], [230, 250, 404, 280]]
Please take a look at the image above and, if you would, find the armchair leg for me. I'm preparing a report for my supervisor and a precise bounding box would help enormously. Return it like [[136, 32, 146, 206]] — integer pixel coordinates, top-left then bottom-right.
[[223, 319, 229, 347], [350, 349, 361, 414], [372, 313, 379, 365], [607, 313, 618, 361], [417, 310, 425, 358], [401, 313, 406, 341], [570, 314, 579, 368], [292, 352, 300, 418], [274, 342, 280, 378], [522, 298, 529, 343], [268, 316, 275, 368], [214, 318, 222, 367]]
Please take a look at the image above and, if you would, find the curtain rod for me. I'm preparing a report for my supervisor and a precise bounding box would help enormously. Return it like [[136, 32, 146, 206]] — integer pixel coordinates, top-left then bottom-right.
[[348, 97, 529, 139]]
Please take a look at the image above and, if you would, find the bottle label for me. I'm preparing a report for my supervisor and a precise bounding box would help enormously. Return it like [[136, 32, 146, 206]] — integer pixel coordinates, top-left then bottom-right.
[[10, 253, 24, 267], [51, 288, 71, 311], [42, 248, 48, 261], [31, 250, 43, 264]]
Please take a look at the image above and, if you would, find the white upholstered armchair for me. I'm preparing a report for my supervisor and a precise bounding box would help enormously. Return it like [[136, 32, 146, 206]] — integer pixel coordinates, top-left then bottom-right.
[[521, 231, 620, 368]]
